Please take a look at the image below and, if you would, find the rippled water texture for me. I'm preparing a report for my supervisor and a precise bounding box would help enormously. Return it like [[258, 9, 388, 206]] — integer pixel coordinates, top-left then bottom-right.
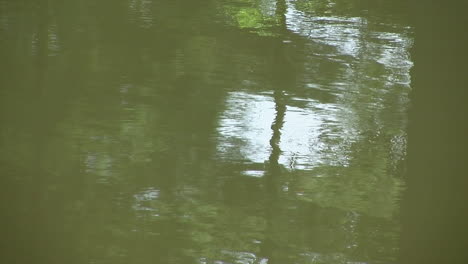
[[0, 0, 412, 263]]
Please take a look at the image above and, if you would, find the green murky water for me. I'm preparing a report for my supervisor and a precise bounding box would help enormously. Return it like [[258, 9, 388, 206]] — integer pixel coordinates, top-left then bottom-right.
[[1, 0, 413, 263]]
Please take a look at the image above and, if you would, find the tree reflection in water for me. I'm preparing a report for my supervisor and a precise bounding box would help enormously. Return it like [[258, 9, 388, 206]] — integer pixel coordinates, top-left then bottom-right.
[[0, 0, 411, 263]]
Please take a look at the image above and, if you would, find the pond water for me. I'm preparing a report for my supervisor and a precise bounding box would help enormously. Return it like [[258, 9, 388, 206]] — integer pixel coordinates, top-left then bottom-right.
[[0, 0, 413, 263]]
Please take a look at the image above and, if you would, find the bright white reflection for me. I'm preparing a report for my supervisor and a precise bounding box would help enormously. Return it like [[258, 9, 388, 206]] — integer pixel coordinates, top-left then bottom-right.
[[285, 2, 413, 70], [278, 102, 351, 170], [216, 91, 354, 171], [286, 5, 363, 57], [200, 251, 267, 264], [241, 170, 265, 177], [132, 188, 160, 212], [217, 91, 275, 164]]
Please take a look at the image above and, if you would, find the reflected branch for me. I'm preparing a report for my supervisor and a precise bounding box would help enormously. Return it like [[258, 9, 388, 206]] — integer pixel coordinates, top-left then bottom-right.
[[268, 90, 286, 169]]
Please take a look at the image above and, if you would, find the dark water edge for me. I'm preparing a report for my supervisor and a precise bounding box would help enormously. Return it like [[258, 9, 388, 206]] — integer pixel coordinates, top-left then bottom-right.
[[400, 0, 468, 263]]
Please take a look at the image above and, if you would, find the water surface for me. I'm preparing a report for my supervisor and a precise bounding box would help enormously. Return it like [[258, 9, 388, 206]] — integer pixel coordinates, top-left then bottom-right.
[[0, 0, 412, 263]]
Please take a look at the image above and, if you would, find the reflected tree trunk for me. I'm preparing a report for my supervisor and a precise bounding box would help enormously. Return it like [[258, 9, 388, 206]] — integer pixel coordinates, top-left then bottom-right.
[[275, 0, 287, 32], [261, 89, 286, 264], [260, 0, 290, 262]]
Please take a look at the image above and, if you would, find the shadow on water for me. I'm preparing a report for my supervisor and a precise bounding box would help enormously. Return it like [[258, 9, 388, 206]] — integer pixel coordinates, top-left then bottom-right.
[[400, 1, 468, 263]]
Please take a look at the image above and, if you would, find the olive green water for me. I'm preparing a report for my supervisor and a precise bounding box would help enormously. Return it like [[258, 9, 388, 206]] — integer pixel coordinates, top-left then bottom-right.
[[0, 0, 414, 263]]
